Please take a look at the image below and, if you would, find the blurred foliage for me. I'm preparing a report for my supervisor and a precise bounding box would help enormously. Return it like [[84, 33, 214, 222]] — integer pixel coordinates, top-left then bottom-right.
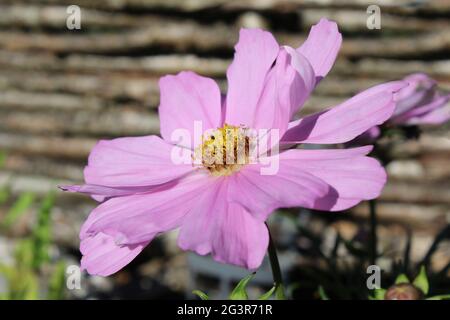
[[0, 151, 6, 168], [47, 261, 67, 300], [371, 266, 450, 300], [1, 192, 35, 230], [0, 186, 8, 206], [193, 273, 277, 300], [288, 212, 450, 300], [192, 212, 449, 300], [317, 286, 329, 300], [0, 189, 67, 300]]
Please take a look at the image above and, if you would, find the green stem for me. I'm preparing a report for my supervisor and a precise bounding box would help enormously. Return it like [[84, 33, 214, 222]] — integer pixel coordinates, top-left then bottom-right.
[[369, 199, 378, 266], [266, 224, 286, 300]]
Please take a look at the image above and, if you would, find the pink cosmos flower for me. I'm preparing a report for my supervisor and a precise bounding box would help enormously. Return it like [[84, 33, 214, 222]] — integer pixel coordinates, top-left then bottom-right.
[[61, 18, 407, 276], [390, 73, 450, 125], [350, 73, 450, 144]]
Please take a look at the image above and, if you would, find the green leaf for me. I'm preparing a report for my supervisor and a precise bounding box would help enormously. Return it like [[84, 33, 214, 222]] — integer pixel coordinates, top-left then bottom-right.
[[0, 151, 6, 168], [21, 272, 39, 300], [32, 192, 55, 269], [6, 263, 39, 300], [47, 261, 67, 300], [318, 286, 329, 300], [1, 192, 35, 229], [395, 273, 410, 284], [0, 186, 9, 205], [192, 290, 209, 300], [14, 239, 34, 270], [258, 286, 275, 300], [275, 284, 287, 300], [373, 288, 386, 300], [229, 273, 254, 300], [0, 263, 13, 281], [413, 266, 429, 295], [426, 294, 450, 300]]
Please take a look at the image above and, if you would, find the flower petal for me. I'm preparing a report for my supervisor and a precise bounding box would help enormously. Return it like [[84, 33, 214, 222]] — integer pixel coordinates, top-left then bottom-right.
[[80, 171, 212, 245], [177, 180, 269, 270], [227, 160, 330, 221], [254, 48, 297, 132], [284, 46, 316, 116], [281, 81, 407, 144], [84, 135, 193, 188], [394, 73, 436, 116], [414, 101, 450, 124], [252, 47, 312, 154], [298, 18, 342, 84], [225, 28, 279, 128], [210, 202, 269, 270], [159, 71, 222, 148], [59, 184, 152, 202], [80, 232, 148, 276], [391, 93, 450, 125], [278, 146, 386, 211]]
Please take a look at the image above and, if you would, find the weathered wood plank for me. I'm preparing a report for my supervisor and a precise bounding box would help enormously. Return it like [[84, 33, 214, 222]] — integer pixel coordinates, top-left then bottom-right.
[[1, 4, 448, 34], [352, 201, 448, 230], [1, 24, 449, 58], [0, 80, 156, 108], [0, 50, 229, 76], [0, 109, 159, 136], [13, 0, 450, 13], [0, 132, 96, 159], [3, 153, 84, 181], [2, 50, 450, 82]]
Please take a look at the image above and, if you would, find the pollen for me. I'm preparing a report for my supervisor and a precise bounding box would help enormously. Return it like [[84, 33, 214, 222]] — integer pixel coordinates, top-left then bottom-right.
[[193, 124, 252, 176]]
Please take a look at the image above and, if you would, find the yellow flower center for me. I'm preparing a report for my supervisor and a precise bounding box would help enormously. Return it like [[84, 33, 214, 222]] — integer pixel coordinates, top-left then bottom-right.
[[194, 124, 252, 176]]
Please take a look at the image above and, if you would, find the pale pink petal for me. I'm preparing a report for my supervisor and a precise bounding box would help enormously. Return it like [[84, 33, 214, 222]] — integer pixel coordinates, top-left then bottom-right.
[[254, 49, 297, 132], [177, 182, 223, 257], [80, 172, 212, 245], [284, 46, 316, 116], [159, 71, 222, 148], [395, 74, 434, 100], [391, 94, 450, 125], [84, 135, 193, 188], [59, 184, 151, 202], [413, 102, 450, 124], [225, 28, 280, 127], [394, 73, 436, 115], [178, 180, 269, 269], [278, 146, 386, 211], [281, 81, 407, 144], [253, 48, 311, 153], [227, 160, 330, 221], [211, 202, 269, 269], [80, 232, 148, 276], [298, 18, 342, 84]]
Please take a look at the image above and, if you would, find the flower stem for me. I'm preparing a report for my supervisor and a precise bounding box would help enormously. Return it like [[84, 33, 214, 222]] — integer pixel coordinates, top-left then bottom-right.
[[266, 224, 286, 300], [369, 199, 378, 266]]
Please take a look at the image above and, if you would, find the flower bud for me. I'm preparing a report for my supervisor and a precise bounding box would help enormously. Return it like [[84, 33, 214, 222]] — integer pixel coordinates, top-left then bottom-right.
[[385, 283, 424, 300]]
